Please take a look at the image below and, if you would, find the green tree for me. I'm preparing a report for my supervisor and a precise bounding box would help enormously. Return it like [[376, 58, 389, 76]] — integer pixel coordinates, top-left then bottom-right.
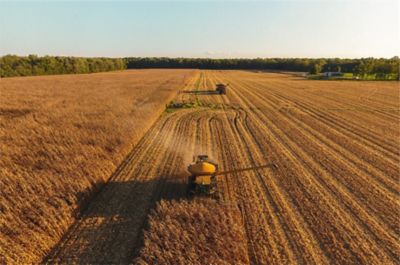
[[309, 63, 323, 74]]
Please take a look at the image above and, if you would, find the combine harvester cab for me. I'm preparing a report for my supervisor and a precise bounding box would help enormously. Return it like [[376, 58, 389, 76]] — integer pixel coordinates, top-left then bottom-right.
[[187, 155, 219, 196], [216, 83, 228, 95], [187, 154, 276, 199]]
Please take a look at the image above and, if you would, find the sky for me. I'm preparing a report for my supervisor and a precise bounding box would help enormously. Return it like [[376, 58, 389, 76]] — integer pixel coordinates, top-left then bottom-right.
[[0, 0, 398, 58]]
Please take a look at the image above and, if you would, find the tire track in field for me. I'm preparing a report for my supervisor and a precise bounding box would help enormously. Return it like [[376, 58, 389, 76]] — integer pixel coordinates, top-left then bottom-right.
[[232, 79, 400, 199], [232, 109, 330, 265], [228, 75, 398, 219], [221, 74, 399, 198], [206, 74, 328, 264], [263, 77, 399, 123], [243, 112, 399, 261], [211, 116, 288, 264], [217, 72, 370, 264], [211, 71, 398, 260], [270, 82, 399, 152], [237, 77, 400, 165], [246, 76, 399, 144]]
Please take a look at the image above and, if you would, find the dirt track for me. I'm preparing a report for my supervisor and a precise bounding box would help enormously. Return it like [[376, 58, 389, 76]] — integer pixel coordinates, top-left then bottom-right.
[[45, 71, 400, 264]]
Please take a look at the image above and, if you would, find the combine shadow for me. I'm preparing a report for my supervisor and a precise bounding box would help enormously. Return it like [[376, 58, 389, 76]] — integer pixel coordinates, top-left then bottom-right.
[[77, 176, 188, 218], [44, 176, 189, 264]]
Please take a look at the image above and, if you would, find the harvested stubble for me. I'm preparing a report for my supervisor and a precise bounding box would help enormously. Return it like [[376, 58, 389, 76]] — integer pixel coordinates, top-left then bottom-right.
[[135, 199, 250, 265]]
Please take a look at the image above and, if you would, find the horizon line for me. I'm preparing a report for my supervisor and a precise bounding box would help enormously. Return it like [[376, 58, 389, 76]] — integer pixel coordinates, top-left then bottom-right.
[[1, 53, 399, 60]]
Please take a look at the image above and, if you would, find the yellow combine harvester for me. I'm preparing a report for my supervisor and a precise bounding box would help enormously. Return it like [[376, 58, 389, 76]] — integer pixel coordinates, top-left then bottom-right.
[[187, 155, 276, 197]]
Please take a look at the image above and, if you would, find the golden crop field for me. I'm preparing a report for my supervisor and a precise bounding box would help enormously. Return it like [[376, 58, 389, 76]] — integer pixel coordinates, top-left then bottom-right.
[[2, 70, 399, 264], [0, 69, 197, 264], [135, 199, 250, 265]]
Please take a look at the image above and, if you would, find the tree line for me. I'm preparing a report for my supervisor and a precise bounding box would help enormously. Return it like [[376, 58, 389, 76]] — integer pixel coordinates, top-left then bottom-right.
[[0, 55, 126, 77], [126, 57, 399, 78], [1, 54, 398, 78]]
